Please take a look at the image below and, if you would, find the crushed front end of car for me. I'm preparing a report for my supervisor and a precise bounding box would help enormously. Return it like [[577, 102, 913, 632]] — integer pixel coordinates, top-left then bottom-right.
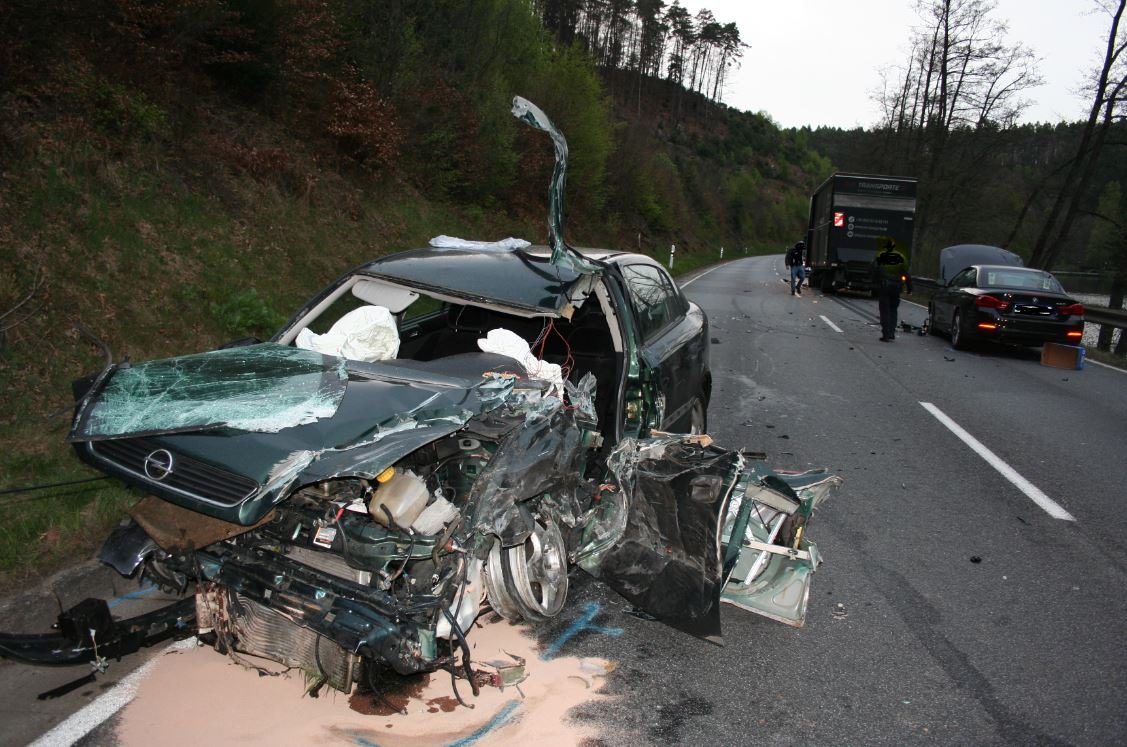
[[0, 346, 840, 697], [2, 343, 611, 693], [1, 308, 841, 700], [1, 342, 840, 696]]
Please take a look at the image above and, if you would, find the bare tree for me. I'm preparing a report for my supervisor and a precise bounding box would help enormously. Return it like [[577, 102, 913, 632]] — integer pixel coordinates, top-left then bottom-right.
[[709, 22, 745, 104], [877, 0, 1041, 256], [664, 1, 693, 86], [1027, 0, 1126, 269]]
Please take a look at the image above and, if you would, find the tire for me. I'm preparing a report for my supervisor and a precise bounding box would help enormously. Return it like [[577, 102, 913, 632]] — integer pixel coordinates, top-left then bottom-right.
[[927, 303, 940, 335], [821, 272, 836, 294], [951, 309, 967, 350], [486, 514, 568, 623]]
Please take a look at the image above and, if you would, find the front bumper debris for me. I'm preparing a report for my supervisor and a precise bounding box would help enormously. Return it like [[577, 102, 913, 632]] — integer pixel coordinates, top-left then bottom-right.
[[0, 596, 196, 667]]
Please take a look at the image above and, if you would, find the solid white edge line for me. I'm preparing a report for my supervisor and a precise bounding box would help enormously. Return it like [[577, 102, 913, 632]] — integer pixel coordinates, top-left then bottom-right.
[[679, 263, 724, 288], [1086, 357, 1127, 374], [29, 638, 197, 747], [820, 315, 843, 334], [919, 402, 1075, 521]]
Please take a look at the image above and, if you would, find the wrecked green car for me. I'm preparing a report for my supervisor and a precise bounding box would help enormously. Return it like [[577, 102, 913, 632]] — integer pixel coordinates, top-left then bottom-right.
[[0, 98, 839, 697], [0, 242, 838, 694]]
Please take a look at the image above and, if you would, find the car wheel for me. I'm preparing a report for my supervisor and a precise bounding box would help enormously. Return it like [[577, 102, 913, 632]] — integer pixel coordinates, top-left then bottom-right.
[[486, 514, 568, 622], [927, 303, 941, 335], [951, 309, 967, 349], [688, 395, 707, 435]]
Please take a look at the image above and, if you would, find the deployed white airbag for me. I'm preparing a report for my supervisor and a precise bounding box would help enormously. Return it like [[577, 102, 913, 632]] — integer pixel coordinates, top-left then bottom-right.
[[296, 305, 400, 362], [477, 328, 563, 394]]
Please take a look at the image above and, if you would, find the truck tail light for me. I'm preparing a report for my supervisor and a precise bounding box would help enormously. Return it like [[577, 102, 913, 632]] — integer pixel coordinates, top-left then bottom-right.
[[977, 323, 998, 330], [1066, 330, 1083, 338], [974, 295, 1008, 311], [833, 212, 844, 228]]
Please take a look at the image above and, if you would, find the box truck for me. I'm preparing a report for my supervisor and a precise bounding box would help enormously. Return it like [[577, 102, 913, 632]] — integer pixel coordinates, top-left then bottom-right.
[[806, 173, 917, 294]]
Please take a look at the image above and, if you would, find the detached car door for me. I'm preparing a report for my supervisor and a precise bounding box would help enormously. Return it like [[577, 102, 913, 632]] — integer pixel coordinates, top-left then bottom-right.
[[617, 260, 708, 432], [577, 435, 841, 643]]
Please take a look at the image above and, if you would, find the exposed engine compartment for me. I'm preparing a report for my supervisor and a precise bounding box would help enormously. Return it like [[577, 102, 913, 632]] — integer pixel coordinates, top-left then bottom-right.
[[132, 432, 510, 689]]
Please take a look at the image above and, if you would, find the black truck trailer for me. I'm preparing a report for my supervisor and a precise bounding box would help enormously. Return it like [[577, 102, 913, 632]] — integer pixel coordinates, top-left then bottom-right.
[[806, 172, 917, 294]]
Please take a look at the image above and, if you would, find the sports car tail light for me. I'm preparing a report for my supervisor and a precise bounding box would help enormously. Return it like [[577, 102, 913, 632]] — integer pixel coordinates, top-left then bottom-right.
[[975, 295, 1009, 311], [1058, 303, 1084, 316]]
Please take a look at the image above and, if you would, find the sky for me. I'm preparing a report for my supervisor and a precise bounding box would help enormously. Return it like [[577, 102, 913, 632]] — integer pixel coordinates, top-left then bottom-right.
[[679, 0, 1113, 129]]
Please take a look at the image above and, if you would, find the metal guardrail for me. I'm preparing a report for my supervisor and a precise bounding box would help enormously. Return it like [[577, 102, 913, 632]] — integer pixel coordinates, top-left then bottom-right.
[[1086, 306, 1127, 327]]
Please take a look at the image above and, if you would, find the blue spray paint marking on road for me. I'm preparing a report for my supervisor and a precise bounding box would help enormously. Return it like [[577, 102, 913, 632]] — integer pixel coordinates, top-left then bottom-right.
[[106, 582, 157, 609], [540, 601, 623, 660], [347, 700, 522, 747], [445, 700, 522, 747]]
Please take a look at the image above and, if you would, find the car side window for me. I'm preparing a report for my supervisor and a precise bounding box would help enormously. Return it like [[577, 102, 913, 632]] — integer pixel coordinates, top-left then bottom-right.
[[952, 268, 976, 288], [621, 263, 686, 341]]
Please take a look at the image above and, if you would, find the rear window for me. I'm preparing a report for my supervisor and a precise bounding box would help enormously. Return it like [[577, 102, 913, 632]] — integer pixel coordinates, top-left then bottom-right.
[[980, 270, 1063, 293]]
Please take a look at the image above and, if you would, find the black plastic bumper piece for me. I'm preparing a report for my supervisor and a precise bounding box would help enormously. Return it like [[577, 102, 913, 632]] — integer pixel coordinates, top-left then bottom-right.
[[0, 596, 196, 666]]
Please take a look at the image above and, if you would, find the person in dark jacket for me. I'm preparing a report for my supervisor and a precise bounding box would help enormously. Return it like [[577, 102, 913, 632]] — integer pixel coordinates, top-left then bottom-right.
[[873, 239, 912, 341], [785, 241, 807, 295]]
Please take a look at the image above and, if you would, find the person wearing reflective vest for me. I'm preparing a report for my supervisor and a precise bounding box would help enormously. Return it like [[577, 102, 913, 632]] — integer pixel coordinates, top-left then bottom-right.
[[873, 239, 913, 341]]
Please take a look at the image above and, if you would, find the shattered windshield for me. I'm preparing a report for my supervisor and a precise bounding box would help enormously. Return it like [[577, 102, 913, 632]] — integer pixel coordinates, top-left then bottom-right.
[[71, 343, 348, 440]]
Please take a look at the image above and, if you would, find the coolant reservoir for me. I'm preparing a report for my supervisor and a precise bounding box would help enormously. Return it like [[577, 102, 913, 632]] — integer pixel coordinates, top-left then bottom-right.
[[369, 469, 429, 528]]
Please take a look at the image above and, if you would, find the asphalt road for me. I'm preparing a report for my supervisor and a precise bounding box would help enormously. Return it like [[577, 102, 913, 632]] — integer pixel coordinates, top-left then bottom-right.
[[550, 255, 1127, 745], [4, 254, 1125, 746]]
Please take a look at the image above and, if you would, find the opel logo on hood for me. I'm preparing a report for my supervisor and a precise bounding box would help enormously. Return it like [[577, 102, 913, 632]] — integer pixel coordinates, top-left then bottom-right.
[[143, 449, 175, 481]]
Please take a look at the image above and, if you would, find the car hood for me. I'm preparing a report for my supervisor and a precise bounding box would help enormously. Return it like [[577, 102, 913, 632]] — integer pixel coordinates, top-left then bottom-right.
[[939, 244, 1023, 284], [70, 343, 529, 524]]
